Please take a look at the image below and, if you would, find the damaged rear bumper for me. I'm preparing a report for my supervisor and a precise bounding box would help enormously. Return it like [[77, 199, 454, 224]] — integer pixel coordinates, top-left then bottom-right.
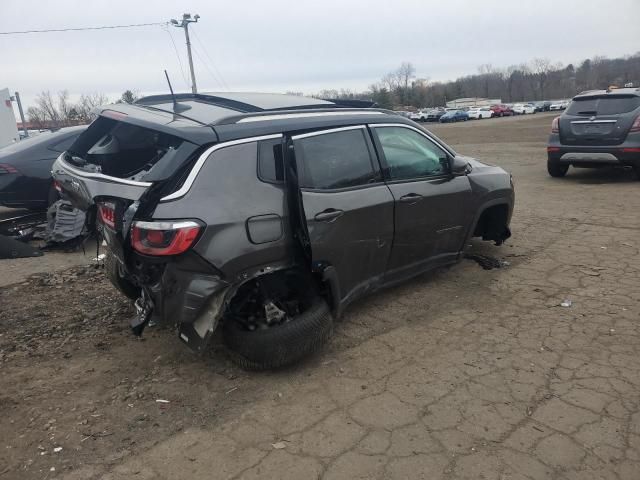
[[161, 264, 230, 352], [129, 253, 230, 353]]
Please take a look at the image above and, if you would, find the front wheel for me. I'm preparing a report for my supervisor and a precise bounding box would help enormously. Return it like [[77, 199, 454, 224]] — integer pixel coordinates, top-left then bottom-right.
[[223, 296, 333, 370], [547, 159, 569, 178]]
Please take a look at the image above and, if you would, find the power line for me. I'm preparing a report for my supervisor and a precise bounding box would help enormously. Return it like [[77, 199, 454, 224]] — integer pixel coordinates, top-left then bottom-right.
[[191, 44, 226, 90], [162, 25, 190, 89], [0, 22, 167, 35], [190, 27, 229, 90]]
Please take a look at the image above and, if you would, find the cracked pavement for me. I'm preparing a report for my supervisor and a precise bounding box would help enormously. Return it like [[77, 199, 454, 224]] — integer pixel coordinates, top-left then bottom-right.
[[2, 114, 639, 479]]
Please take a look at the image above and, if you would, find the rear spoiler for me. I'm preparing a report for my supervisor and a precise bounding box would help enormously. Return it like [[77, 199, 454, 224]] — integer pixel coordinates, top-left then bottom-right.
[[85, 104, 217, 146]]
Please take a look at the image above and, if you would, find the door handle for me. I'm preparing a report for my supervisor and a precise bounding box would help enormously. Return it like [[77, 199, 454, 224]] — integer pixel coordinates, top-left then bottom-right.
[[314, 209, 344, 222], [399, 193, 424, 204]]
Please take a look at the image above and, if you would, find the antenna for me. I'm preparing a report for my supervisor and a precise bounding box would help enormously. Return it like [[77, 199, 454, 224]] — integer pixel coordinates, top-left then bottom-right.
[[164, 69, 177, 107]]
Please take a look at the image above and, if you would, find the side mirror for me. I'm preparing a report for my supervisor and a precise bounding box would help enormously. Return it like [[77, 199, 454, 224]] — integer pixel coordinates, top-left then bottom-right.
[[451, 156, 470, 176]]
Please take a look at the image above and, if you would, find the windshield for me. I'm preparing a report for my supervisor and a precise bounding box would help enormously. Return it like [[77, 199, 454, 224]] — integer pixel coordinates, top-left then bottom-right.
[[566, 96, 640, 115]]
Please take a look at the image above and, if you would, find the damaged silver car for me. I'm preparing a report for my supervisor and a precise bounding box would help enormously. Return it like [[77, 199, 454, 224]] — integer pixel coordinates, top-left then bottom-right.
[[52, 92, 514, 369]]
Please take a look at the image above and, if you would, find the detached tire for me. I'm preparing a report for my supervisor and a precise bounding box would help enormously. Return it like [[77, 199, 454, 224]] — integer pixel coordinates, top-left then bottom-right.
[[547, 159, 569, 178], [105, 250, 140, 300], [223, 297, 333, 370]]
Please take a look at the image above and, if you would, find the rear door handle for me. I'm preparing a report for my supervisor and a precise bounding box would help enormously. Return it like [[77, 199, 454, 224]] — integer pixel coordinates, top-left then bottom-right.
[[399, 193, 424, 204], [314, 209, 344, 222]]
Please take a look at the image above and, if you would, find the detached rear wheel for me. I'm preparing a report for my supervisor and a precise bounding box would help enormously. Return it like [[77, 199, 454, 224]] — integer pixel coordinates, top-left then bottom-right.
[[547, 159, 569, 178], [222, 272, 333, 370], [105, 250, 140, 300]]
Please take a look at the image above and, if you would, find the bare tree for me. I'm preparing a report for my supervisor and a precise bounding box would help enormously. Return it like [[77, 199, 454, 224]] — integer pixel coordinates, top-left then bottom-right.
[[34, 91, 61, 126], [396, 62, 416, 105], [27, 91, 109, 127], [26, 106, 47, 129], [530, 58, 555, 100], [380, 72, 399, 92], [76, 93, 110, 123]]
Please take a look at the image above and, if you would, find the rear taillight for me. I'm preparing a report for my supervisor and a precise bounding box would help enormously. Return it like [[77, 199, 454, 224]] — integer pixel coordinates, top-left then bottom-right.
[[131, 220, 202, 256], [0, 163, 19, 174], [97, 202, 116, 229], [551, 117, 560, 133], [630, 116, 640, 133]]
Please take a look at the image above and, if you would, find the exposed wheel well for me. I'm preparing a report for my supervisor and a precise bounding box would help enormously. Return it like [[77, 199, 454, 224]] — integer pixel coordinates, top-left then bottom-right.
[[224, 268, 321, 329], [473, 204, 511, 245]]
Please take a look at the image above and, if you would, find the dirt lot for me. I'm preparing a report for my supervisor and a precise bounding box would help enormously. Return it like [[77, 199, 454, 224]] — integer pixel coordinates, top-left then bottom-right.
[[2, 113, 639, 480]]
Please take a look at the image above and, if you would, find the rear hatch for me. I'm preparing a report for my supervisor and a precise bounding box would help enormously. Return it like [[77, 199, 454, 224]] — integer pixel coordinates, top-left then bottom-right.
[[52, 107, 209, 248], [559, 94, 640, 146]]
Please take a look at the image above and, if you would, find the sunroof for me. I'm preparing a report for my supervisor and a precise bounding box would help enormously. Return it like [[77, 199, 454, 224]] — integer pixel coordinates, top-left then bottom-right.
[[200, 92, 333, 110]]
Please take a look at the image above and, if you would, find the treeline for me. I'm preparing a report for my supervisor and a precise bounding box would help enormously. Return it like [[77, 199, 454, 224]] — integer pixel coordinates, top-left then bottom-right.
[[313, 53, 640, 109], [27, 90, 139, 129]]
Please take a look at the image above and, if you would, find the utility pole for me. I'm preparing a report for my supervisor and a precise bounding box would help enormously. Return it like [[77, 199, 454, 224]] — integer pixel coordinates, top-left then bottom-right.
[[11, 92, 28, 138], [170, 13, 200, 94]]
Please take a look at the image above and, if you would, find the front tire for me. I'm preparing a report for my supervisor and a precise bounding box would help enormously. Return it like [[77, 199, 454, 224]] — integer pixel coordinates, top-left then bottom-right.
[[223, 296, 333, 370], [547, 159, 569, 178]]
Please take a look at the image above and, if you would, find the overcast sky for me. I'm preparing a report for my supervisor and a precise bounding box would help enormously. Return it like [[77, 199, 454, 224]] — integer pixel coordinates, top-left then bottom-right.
[[2, 0, 639, 112]]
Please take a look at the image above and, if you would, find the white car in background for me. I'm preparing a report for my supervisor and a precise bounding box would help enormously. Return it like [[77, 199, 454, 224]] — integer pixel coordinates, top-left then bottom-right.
[[467, 106, 493, 119], [549, 100, 569, 111], [409, 110, 428, 122], [512, 103, 536, 115]]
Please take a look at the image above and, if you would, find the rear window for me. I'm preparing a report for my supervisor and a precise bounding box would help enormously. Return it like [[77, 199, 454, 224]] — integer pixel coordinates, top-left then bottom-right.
[[294, 129, 376, 190], [67, 117, 183, 179], [567, 96, 640, 115]]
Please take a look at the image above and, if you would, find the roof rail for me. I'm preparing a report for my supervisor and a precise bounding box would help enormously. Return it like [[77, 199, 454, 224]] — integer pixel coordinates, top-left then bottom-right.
[[234, 110, 386, 124]]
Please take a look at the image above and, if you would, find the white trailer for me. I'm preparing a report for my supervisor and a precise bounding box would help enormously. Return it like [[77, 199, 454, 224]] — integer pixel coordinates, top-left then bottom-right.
[[0, 88, 19, 148]]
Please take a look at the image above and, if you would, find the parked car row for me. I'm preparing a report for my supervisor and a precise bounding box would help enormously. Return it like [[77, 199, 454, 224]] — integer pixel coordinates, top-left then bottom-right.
[[405, 99, 567, 124]]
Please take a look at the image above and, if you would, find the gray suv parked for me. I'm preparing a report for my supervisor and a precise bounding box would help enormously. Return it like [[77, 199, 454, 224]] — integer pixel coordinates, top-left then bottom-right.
[[547, 87, 640, 178], [52, 93, 514, 369]]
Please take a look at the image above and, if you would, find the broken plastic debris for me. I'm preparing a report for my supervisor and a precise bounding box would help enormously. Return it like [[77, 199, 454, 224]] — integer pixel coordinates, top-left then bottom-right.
[[560, 299, 572, 308], [271, 441, 287, 449], [155, 399, 170, 404], [50, 467, 55, 472], [53, 447, 62, 453]]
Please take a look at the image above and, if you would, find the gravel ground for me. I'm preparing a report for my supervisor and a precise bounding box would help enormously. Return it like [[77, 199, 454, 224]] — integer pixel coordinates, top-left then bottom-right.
[[1, 112, 639, 480]]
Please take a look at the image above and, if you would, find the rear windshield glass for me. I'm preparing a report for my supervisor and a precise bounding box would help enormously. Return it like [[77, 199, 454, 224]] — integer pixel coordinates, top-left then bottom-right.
[[67, 117, 183, 179], [567, 96, 640, 115]]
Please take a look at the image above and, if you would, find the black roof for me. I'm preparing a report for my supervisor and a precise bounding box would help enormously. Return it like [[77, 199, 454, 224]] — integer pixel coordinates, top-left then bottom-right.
[[95, 92, 412, 145], [134, 92, 378, 126]]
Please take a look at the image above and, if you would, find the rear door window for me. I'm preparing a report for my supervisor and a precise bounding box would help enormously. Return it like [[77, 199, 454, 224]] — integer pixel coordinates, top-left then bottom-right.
[[567, 96, 640, 115], [293, 128, 377, 190]]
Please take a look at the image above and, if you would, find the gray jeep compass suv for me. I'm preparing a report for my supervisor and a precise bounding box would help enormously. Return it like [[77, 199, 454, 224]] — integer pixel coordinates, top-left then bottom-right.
[[547, 87, 640, 178], [52, 92, 514, 369]]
